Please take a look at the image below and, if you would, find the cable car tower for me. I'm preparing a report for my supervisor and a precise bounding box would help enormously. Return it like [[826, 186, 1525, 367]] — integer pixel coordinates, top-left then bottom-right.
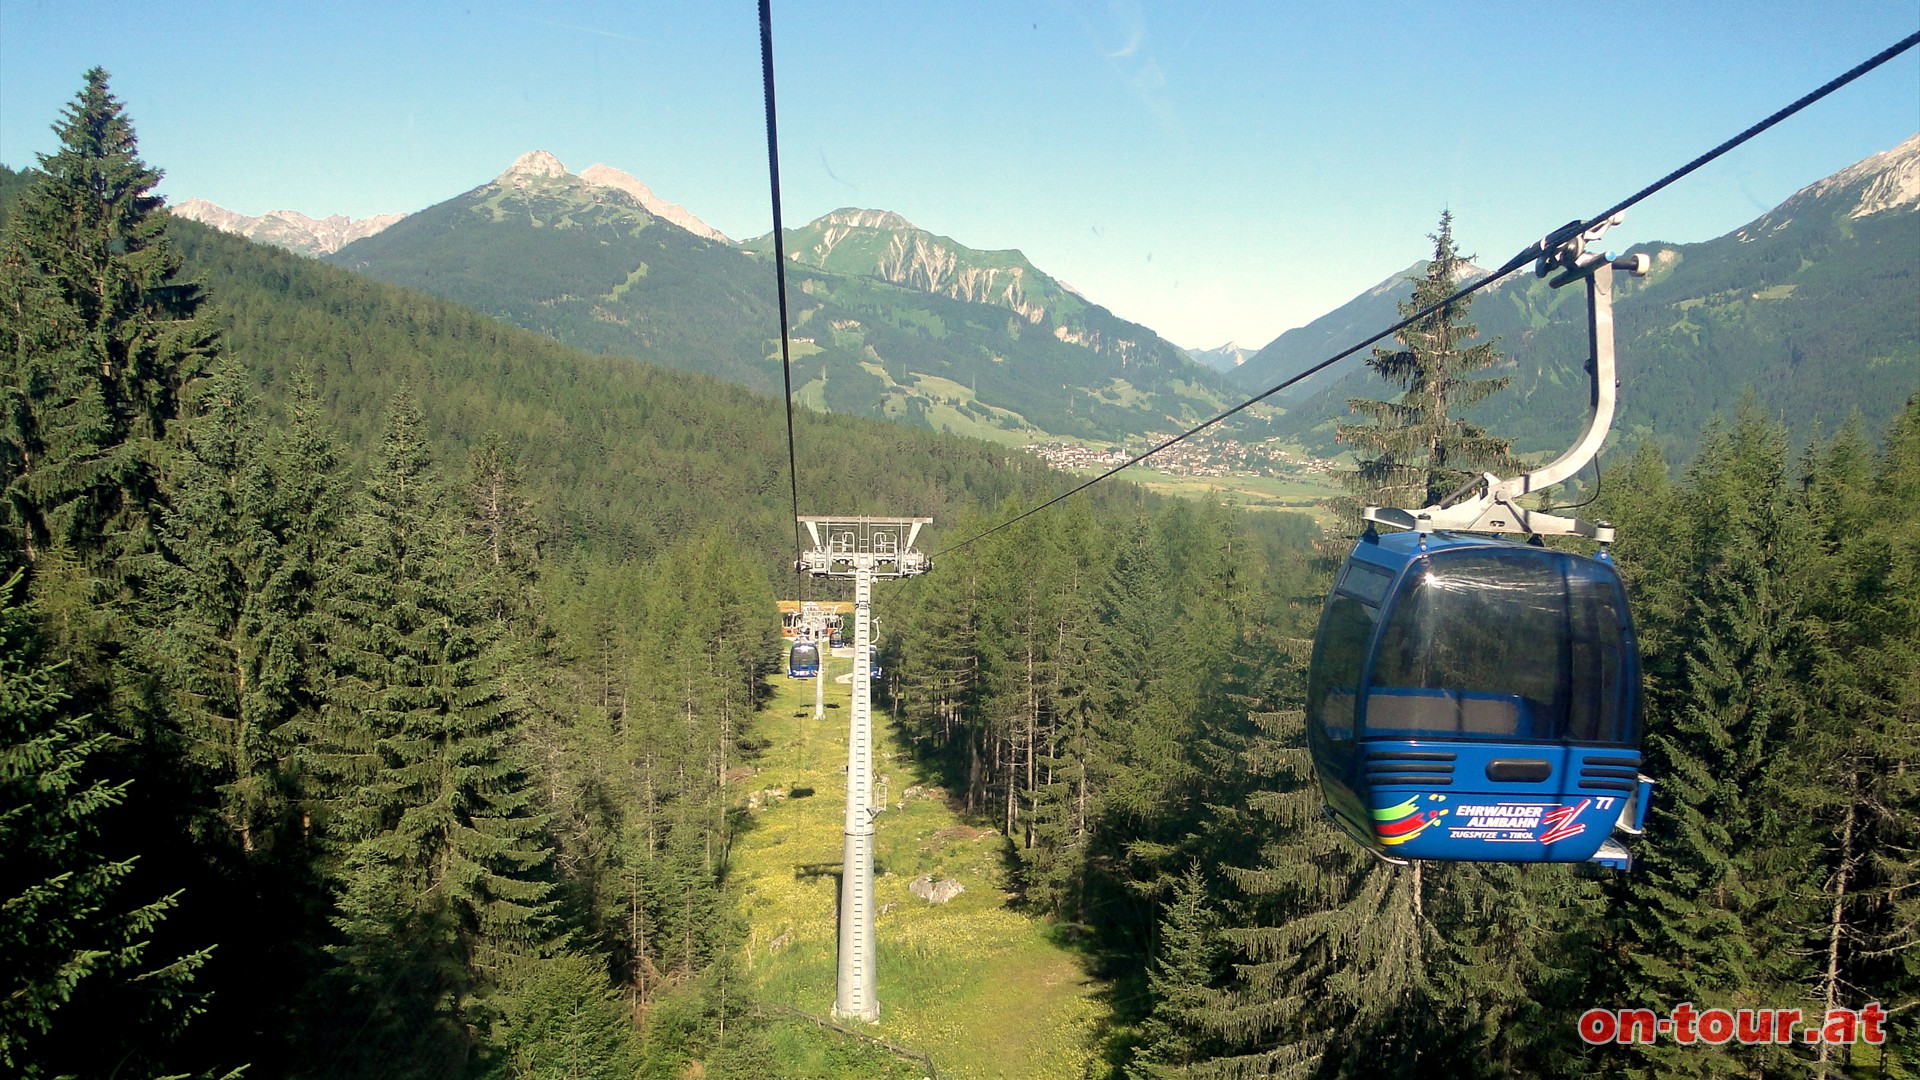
[[1307, 216, 1658, 872], [796, 515, 931, 1023]]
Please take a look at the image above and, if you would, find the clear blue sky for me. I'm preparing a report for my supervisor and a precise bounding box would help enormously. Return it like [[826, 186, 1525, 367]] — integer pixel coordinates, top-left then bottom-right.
[[3, 1, 1915, 352]]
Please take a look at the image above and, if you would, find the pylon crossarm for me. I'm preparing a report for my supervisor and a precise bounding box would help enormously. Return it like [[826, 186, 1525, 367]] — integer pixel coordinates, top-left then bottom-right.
[[797, 516, 933, 579]]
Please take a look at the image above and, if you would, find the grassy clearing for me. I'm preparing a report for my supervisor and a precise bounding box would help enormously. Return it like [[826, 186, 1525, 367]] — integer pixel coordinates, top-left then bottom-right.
[[917, 402, 1034, 446], [731, 654, 1107, 1078], [1084, 465, 1343, 523]]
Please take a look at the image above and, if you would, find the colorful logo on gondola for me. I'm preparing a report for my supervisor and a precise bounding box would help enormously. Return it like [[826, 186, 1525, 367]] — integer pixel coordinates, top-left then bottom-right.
[[1538, 800, 1590, 845], [1372, 796, 1448, 845], [1379, 796, 1595, 845]]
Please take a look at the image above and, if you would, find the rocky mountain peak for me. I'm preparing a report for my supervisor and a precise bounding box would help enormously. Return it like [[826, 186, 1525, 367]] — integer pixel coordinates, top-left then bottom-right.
[[1738, 133, 1920, 242], [579, 163, 731, 244], [497, 150, 571, 186], [1798, 131, 1920, 218], [1185, 341, 1252, 373], [822, 208, 914, 231], [172, 197, 247, 231], [170, 197, 404, 256]]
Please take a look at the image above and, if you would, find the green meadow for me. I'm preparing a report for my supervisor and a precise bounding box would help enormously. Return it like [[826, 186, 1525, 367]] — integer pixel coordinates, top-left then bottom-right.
[[730, 654, 1108, 1078]]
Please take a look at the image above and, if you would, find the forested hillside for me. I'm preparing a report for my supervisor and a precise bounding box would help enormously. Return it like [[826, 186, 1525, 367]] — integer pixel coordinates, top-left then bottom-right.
[[327, 156, 1240, 445], [8, 161, 1082, 570], [887, 400, 1920, 1078], [0, 72, 1302, 1079], [874, 226, 1920, 1076]]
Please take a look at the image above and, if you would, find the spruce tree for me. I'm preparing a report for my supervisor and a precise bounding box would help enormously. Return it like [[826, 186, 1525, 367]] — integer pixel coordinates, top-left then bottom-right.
[[0, 69, 222, 1077], [1337, 210, 1513, 523], [0, 570, 208, 1077], [482, 951, 641, 1080], [1421, 861, 1605, 1079], [1861, 399, 1920, 1066], [314, 393, 557, 1070], [0, 67, 214, 566], [465, 432, 543, 632], [1796, 401, 1920, 1071], [1130, 865, 1225, 1077], [1612, 406, 1816, 1078], [154, 359, 302, 853], [1194, 711, 1434, 1080], [1024, 521, 1101, 917], [273, 370, 355, 815]]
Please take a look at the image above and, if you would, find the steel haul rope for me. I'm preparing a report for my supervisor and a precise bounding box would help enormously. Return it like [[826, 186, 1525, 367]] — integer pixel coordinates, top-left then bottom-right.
[[930, 28, 1920, 560], [760, 0, 806, 590]]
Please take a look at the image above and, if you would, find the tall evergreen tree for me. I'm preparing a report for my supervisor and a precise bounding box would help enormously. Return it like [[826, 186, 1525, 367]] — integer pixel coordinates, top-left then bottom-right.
[[1130, 865, 1226, 1077], [1609, 406, 1816, 1078], [1420, 861, 1605, 1079], [155, 359, 300, 853], [1197, 710, 1437, 1080], [0, 570, 208, 1077], [311, 393, 557, 1073], [1794, 401, 1920, 1073], [465, 432, 544, 633], [0, 67, 214, 566], [1860, 399, 1920, 1067], [0, 69, 226, 1076], [1337, 210, 1513, 524], [482, 951, 642, 1080]]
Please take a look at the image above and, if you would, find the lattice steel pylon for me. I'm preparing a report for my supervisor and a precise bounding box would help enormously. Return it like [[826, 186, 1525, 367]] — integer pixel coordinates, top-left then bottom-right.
[[796, 516, 931, 1024]]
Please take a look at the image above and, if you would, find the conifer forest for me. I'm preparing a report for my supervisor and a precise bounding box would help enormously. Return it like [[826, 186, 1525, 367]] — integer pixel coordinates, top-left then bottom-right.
[[2, 70, 1916, 1080]]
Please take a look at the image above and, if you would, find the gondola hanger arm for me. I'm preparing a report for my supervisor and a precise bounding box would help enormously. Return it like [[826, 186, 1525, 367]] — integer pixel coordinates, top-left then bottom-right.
[[1366, 217, 1649, 543]]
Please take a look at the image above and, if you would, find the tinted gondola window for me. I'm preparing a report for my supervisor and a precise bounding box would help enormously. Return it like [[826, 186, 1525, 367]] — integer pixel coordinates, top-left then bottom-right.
[[1307, 592, 1377, 743], [1364, 551, 1630, 743], [1564, 562, 1632, 742]]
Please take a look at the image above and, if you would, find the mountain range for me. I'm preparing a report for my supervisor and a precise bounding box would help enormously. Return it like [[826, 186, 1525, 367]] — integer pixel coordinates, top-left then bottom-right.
[[176, 133, 1919, 462], [317, 152, 1239, 445], [1235, 131, 1920, 461], [0, 161, 1050, 568], [1185, 342, 1255, 373], [170, 199, 404, 256]]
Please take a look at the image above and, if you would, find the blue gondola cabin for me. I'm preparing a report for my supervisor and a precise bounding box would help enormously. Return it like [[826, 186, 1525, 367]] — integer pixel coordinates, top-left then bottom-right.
[[788, 641, 820, 679], [1305, 530, 1653, 870]]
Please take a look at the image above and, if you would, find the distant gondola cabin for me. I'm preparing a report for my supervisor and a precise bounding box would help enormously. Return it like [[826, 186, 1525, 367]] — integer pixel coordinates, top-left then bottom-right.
[[788, 641, 820, 679]]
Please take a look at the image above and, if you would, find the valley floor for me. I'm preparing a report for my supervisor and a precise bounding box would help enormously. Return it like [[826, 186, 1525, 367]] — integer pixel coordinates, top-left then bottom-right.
[[1096, 464, 1341, 522], [729, 650, 1110, 1078]]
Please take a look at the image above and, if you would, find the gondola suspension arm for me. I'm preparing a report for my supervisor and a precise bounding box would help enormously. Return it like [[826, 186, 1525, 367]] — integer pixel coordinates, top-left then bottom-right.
[[1365, 215, 1649, 543]]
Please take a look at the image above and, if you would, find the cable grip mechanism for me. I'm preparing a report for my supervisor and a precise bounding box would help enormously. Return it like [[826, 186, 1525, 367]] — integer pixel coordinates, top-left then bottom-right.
[[1364, 214, 1648, 542]]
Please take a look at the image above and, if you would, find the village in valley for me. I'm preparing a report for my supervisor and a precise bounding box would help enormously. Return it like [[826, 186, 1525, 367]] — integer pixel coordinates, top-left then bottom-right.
[[1021, 434, 1340, 480]]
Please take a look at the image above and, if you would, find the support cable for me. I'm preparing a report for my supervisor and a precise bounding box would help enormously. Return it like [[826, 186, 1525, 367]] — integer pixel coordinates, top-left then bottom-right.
[[930, 28, 1920, 560], [760, 0, 806, 587]]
